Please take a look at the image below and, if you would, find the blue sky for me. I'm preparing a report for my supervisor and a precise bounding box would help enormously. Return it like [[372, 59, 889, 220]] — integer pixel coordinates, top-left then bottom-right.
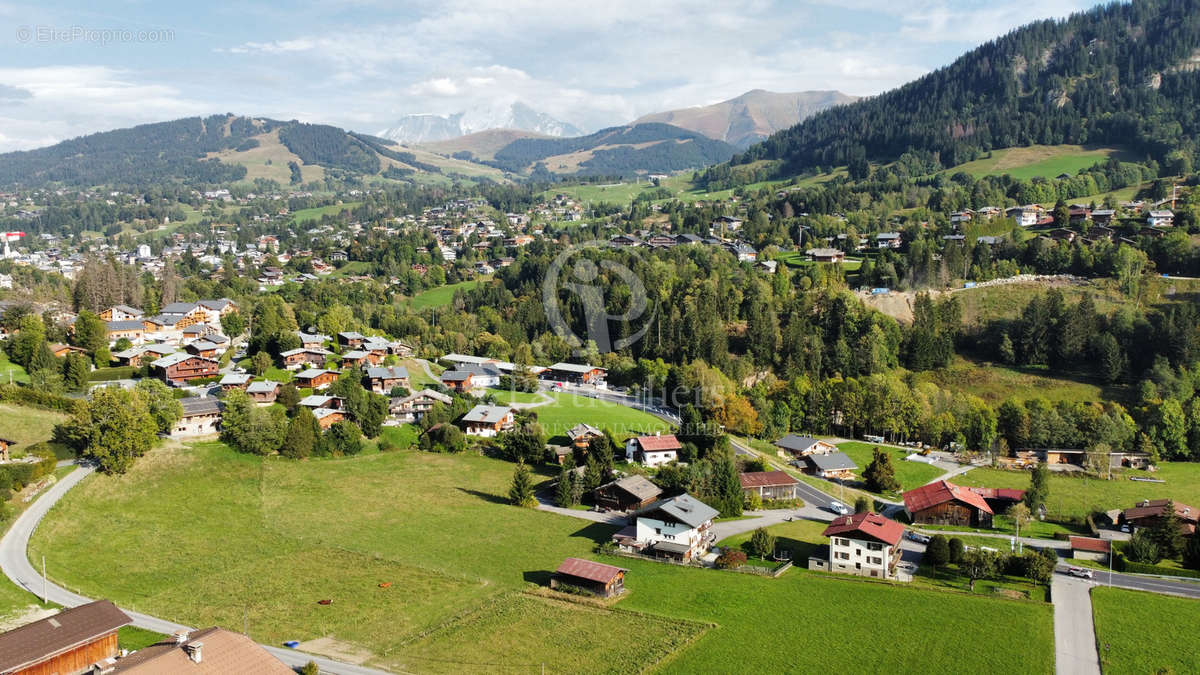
[[0, 0, 1094, 151]]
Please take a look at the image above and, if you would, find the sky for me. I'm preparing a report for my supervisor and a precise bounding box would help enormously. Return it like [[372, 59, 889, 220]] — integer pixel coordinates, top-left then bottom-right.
[[0, 0, 1096, 152]]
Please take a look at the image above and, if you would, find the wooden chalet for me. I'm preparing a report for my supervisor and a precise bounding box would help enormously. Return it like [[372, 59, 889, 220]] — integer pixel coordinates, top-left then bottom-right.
[[550, 558, 627, 598], [246, 380, 281, 404], [151, 353, 219, 386], [294, 368, 338, 390], [739, 471, 801, 500], [594, 475, 663, 512], [1120, 499, 1198, 535], [281, 347, 331, 370], [99, 304, 143, 322], [106, 626, 291, 673], [903, 480, 994, 528], [48, 343, 87, 358], [0, 599, 130, 675], [313, 407, 346, 430], [364, 365, 409, 394], [566, 423, 604, 450]]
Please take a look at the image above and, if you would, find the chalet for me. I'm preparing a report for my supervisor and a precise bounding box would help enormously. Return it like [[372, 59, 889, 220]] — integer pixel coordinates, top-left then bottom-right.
[[810, 512, 905, 579], [739, 471, 801, 501], [774, 434, 836, 456], [142, 314, 186, 340], [801, 451, 858, 479], [949, 210, 973, 224], [756, 260, 778, 273], [1006, 205, 1041, 227], [184, 339, 221, 359], [612, 493, 717, 562], [875, 232, 902, 249], [99, 304, 143, 322], [106, 320, 145, 344], [299, 394, 344, 410], [1047, 228, 1076, 243], [903, 480, 994, 528], [1139, 227, 1167, 239], [337, 331, 366, 349], [544, 362, 606, 387], [1069, 536, 1111, 563], [594, 475, 663, 511], [807, 248, 845, 263], [152, 353, 219, 386], [297, 331, 330, 349], [460, 404, 514, 437], [978, 206, 1002, 219], [1091, 209, 1116, 225], [727, 242, 757, 262], [551, 558, 627, 598], [293, 368, 338, 390], [313, 407, 346, 429], [1084, 225, 1116, 242], [48, 343, 87, 358], [567, 423, 604, 450], [113, 344, 173, 368], [675, 233, 703, 245], [624, 434, 681, 467], [443, 363, 502, 389], [1147, 209, 1175, 227], [389, 388, 452, 423], [710, 215, 743, 235], [197, 297, 238, 324], [281, 347, 331, 370], [340, 350, 377, 368], [965, 487, 1026, 514], [1119, 499, 1198, 535], [646, 234, 677, 248], [171, 397, 223, 437], [1068, 206, 1091, 224], [609, 234, 642, 247], [218, 372, 252, 392], [106, 626, 292, 673], [246, 380, 281, 404], [159, 302, 207, 329], [0, 599, 131, 675], [365, 365, 410, 394]]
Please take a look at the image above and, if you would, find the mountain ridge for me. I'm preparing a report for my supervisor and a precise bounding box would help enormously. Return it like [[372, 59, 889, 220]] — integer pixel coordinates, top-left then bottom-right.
[[377, 101, 583, 143]]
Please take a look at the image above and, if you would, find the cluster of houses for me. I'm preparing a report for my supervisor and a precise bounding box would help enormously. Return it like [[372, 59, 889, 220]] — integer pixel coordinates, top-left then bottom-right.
[[438, 353, 607, 392]]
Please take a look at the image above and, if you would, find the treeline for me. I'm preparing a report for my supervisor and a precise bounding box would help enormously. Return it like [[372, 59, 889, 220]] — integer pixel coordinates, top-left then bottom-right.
[[278, 123, 381, 175], [491, 123, 735, 175]]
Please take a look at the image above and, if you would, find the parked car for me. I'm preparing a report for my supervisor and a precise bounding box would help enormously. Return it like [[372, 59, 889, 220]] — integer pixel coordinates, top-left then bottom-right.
[[1066, 567, 1095, 579], [827, 502, 851, 516], [906, 531, 931, 544], [1119, 524, 1130, 533]]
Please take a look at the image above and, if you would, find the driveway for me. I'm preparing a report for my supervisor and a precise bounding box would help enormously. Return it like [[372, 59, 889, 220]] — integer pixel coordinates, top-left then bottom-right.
[[1051, 572, 1101, 675]]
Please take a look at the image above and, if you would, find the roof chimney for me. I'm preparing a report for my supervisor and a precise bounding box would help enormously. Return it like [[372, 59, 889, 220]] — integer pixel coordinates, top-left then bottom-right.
[[173, 629, 189, 644], [184, 641, 203, 664]]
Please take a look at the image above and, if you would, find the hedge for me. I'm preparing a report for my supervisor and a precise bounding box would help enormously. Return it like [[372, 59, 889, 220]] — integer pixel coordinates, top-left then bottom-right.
[[0, 444, 56, 491], [0, 384, 84, 414], [1113, 551, 1200, 579], [88, 366, 136, 381]]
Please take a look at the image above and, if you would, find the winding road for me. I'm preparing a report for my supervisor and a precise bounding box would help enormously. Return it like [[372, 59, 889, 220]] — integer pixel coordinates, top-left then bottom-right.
[[0, 463, 393, 675]]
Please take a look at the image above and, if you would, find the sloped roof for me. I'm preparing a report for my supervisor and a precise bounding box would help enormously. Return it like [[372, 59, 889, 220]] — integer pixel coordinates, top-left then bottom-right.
[[738, 471, 799, 489], [600, 475, 662, 502], [109, 626, 291, 674], [218, 373, 251, 385], [637, 493, 718, 529], [805, 451, 858, 472], [633, 434, 681, 451], [903, 480, 993, 515], [548, 362, 604, 374], [774, 434, 829, 453], [1068, 536, 1111, 554], [246, 380, 280, 394], [554, 558, 625, 585], [462, 404, 511, 424], [179, 397, 221, 416], [0, 600, 131, 673], [365, 366, 409, 380], [567, 423, 602, 441], [823, 512, 905, 547], [153, 352, 215, 369]]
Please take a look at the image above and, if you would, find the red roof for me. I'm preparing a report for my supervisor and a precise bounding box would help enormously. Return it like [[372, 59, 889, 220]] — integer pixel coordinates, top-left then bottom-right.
[[635, 434, 681, 451], [1069, 536, 1111, 554], [738, 471, 799, 489], [967, 486, 1026, 502], [903, 480, 994, 515], [822, 512, 906, 547], [555, 557, 625, 584]]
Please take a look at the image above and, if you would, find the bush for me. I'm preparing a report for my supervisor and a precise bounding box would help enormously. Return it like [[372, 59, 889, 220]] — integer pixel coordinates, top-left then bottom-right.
[[715, 549, 747, 569], [948, 537, 965, 564], [744, 491, 763, 511], [87, 366, 135, 381], [1127, 529, 1162, 564], [0, 384, 84, 414], [926, 535, 950, 566], [749, 527, 776, 559]]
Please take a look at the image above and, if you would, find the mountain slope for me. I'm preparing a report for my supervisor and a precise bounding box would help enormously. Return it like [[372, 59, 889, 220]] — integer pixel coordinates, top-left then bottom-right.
[[377, 102, 583, 143], [490, 123, 736, 176], [634, 89, 857, 149], [738, 0, 1200, 175], [418, 129, 553, 161]]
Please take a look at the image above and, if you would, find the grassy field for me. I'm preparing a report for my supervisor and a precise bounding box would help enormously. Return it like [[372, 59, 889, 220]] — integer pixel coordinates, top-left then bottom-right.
[[913, 356, 1115, 405], [407, 280, 484, 310], [485, 388, 547, 405], [1092, 587, 1200, 674], [400, 359, 440, 388], [209, 128, 326, 185], [0, 403, 68, 448], [290, 201, 361, 224], [956, 462, 1200, 519], [0, 351, 28, 385], [949, 145, 1128, 181], [717, 518, 829, 563], [835, 441, 945, 493], [532, 392, 670, 441], [30, 440, 1056, 673], [953, 279, 1131, 325]]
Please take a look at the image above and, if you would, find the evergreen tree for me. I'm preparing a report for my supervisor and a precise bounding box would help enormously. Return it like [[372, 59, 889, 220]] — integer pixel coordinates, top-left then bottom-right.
[[925, 535, 950, 566], [749, 527, 776, 559], [862, 447, 900, 493], [509, 461, 536, 508], [554, 456, 576, 507], [1128, 528, 1161, 564], [583, 453, 604, 492], [714, 448, 743, 517], [1153, 500, 1185, 558], [1183, 533, 1200, 570], [63, 352, 90, 392], [281, 407, 317, 459], [1024, 461, 1050, 513]]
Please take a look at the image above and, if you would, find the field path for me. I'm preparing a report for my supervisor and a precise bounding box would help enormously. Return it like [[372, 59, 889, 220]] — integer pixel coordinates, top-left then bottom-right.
[[1051, 574, 1101, 675], [0, 463, 395, 675]]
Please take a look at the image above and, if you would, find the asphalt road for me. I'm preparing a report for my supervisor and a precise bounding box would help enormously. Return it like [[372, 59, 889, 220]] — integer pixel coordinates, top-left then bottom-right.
[[0, 464, 394, 675], [1052, 572, 1102, 675]]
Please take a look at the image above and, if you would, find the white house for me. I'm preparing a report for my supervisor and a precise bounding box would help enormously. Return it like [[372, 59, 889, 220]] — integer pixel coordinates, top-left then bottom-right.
[[613, 493, 718, 562], [460, 404, 514, 437], [1005, 205, 1041, 227], [389, 388, 452, 423], [624, 434, 681, 467], [1147, 210, 1175, 227], [169, 397, 222, 438], [809, 512, 905, 580]]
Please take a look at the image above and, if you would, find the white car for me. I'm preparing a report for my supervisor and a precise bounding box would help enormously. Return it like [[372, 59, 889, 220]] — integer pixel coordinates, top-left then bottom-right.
[[1066, 567, 1095, 579], [907, 531, 931, 544], [827, 502, 851, 516]]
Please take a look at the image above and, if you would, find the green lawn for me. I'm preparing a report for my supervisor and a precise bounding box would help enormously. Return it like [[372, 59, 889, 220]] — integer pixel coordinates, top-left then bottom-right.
[[0, 403, 68, 448], [0, 352, 28, 384], [290, 201, 361, 224], [531, 392, 670, 441], [716, 518, 829, 563], [835, 441, 946, 494], [1092, 587, 1200, 674], [913, 356, 1115, 406], [407, 280, 484, 310], [400, 359, 440, 388], [30, 440, 1055, 673], [263, 367, 293, 384], [485, 388, 546, 405], [956, 463, 1200, 519], [949, 145, 1128, 181]]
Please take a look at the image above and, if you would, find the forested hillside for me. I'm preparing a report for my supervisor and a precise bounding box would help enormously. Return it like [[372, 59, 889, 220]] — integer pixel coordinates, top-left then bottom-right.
[[738, 0, 1200, 176], [491, 123, 736, 175]]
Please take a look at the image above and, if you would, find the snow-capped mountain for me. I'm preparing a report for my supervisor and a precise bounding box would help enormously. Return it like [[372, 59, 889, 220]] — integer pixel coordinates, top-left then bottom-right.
[[377, 101, 583, 144]]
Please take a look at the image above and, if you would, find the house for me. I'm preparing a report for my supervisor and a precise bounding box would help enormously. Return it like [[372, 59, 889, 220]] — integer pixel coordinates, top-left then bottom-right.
[[47, 343, 87, 358], [544, 362, 606, 386], [612, 493, 718, 561], [1005, 205, 1041, 227], [710, 215, 743, 235], [875, 232, 902, 249], [903, 480, 994, 528], [1147, 209, 1175, 227], [726, 242, 757, 262], [441, 370, 475, 392], [774, 434, 836, 456], [152, 353, 219, 386], [99, 304, 143, 322], [801, 451, 858, 479], [281, 347, 331, 370], [594, 475, 663, 512], [0, 599, 131, 675], [550, 558, 627, 598], [807, 248, 845, 263], [293, 368, 338, 390], [1047, 228, 1076, 243], [609, 234, 642, 247], [809, 512, 905, 579], [364, 365, 410, 394], [1120, 499, 1198, 535], [624, 434, 681, 467], [389, 388, 452, 423], [1091, 209, 1116, 225], [184, 340, 221, 359], [1069, 536, 1111, 563], [460, 404, 514, 437], [1068, 206, 1092, 224], [299, 395, 344, 410], [246, 380, 281, 404], [106, 320, 146, 344], [113, 344, 174, 368], [443, 363, 503, 390], [337, 331, 366, 349], [313, 407, 345, 429], [218, 372, 251, 392], [340, 350, 377, 369], [181, 323, 219, 343], [567, 423, 604, 450], [170, 397, 222, 437], [1084, 225, 1116, 242], [739, 471, 801, 501], [297, 331, 330, 349], [107, 626, 292, 673]]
